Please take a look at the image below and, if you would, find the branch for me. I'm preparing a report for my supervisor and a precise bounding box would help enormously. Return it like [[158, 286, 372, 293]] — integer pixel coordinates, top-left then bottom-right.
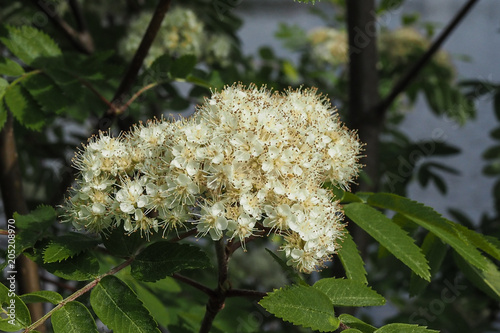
[[172, 273, 216, 297], [99, 0, 172, 130], [199, 239, 229, 333], [375, 0, 479, 117], [68, 0, 94, 52], [31, 0, 94, 54], [0, 113, 45, 331], [25, 257, 134, 332], [226, 288, 267, 299]]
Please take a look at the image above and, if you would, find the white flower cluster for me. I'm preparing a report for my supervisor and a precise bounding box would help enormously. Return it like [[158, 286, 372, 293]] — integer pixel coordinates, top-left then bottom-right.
[[62, 84, 362, 273], [119, 7, 232, 67]]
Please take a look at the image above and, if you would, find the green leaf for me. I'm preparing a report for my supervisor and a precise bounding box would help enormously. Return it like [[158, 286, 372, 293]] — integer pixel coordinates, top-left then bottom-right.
[[43, 233, 99, 263], [11, 205, 56, 257], [170, 54, 197, 79], [265, 248, 306, 285], [337, 232, 367, 284], [338, 314, 376, 333], [0, 57, 24, 76], [42, 251, 100, 281], [409, 233, 448, 296], [313, 278, 385, 307], [490, 127, 500, 140], [259, 285, 339, 332], [0, 25, 61, 65], [139, 55, 172, 86], [483, 145, 500, 160], [20, 290, 62, 304], [447, 222, 500, 261], [52, 301, 99, 333], [374, 323, 439, 332], [0, 77, 8, 95], [368, 193, 490, 271], [101, 226, 147, 257], [90, 275, 161, 333], [494, 90, 500, 121], [453, 252, 500, 301], [4, 83, 46, 130], [344, 203, 430, 281], [22, 74, 70, 114], [15, 205, 56, 228], [131, 241, 211, 282], [0, 283, 31, 331], [343, 329, 364, 333], [126, 279, 172, 327]]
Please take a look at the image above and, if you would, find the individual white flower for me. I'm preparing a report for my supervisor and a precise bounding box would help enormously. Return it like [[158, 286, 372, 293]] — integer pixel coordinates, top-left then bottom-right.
[[116, 178, 147, 214], [263, 204, 296, 232], [227, 212, 257, 248], [196, 202, 229, 240], [165, 173, 199, 207]]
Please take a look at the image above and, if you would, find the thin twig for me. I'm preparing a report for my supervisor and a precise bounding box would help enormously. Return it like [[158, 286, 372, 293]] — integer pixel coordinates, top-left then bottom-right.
[[68, 0, 94, 52], [172, 273, 216, 297], [31, 0, 94, 54], [119, 82, 159, 113], [226, 289, 267, 299], [25, 257, 134, 332], [101, 0, 172, 126], [375, 0, 479, 116]]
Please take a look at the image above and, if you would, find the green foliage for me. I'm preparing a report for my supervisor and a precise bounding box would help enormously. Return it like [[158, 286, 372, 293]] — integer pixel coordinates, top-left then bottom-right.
[[259, 285, 340, 332], [170, 54, 197, 79], [52, 301, 99, 333], [0, 25, 61, 65], [368, 193, 490, 271], [101, 226, 147, 258], [39, 251, 100, 281], [344, 202, 431, 280], [43, 233, 99, 263], [374, 323, 438, 333], [130, 242, 211, 282], [339, 314, 377, 332], [409, 233, 448, 296], [4, 83, 46, 130], [19, 290, 63, 305], [453, 252, 500, 301], [313, 278, 385, 306], [0, 283, 31, 331], [265, 248, 307, 285], [90, 275, 161, 333], [2, 205, 57, 264], [336, 232, 368, 284], [0, 56, 24, 76]]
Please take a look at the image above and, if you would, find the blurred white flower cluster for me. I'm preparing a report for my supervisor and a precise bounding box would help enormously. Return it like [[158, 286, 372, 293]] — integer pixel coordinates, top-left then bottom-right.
[[119, 7, 232, 67], [62, 84, 362, 273], [308, 27, 349, 66], [307, 26, 454, 76], [378, 27, 455, 78]]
